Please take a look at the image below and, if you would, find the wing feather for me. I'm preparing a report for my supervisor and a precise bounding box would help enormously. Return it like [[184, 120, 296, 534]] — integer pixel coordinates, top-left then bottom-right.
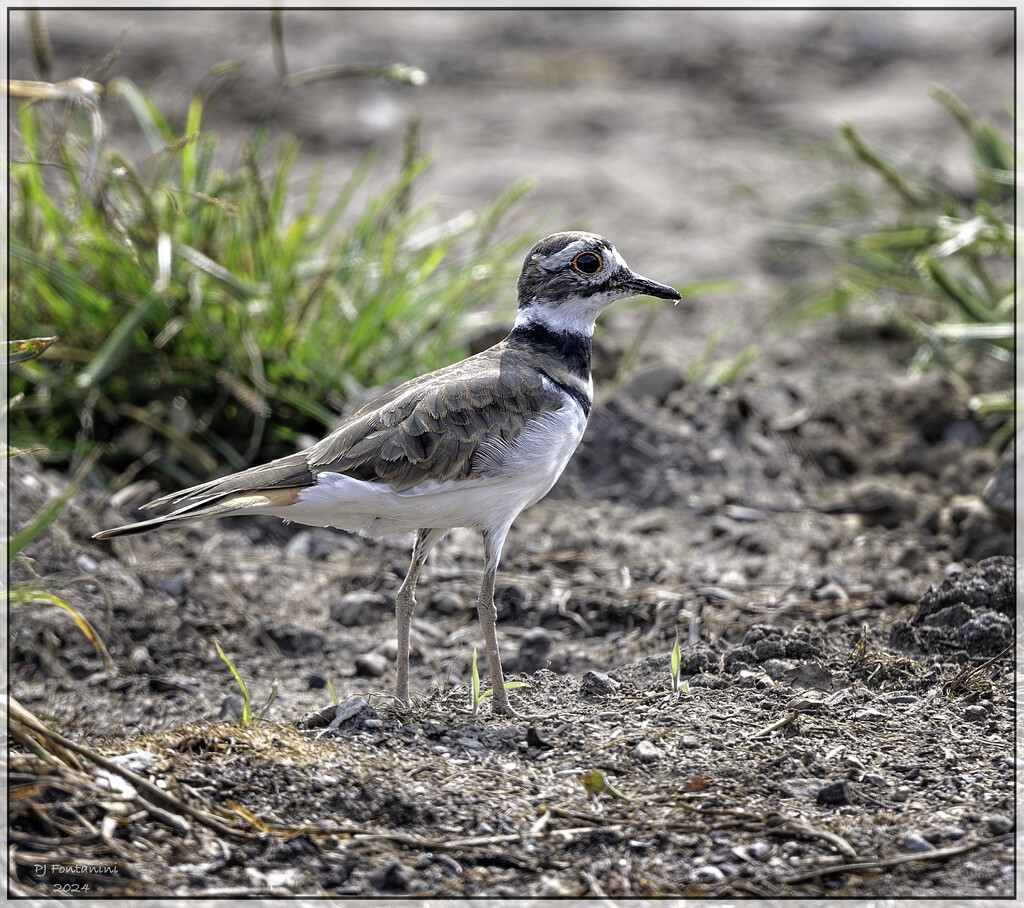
[[142, 340, 568, 511]]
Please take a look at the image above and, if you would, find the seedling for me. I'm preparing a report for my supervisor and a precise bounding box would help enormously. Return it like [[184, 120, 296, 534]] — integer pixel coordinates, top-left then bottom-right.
[[215, 640, 277, 725], [469, 647, 530, 717], [669, 633, 689, 696], [581, 768, 637, 803]]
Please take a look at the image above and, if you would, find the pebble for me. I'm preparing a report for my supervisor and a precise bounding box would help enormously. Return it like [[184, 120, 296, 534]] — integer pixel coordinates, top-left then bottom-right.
[[781, 778, 829, 800], [724, 505, 769, 522], [283, 531, 311, 559], [156, 576, 187, 598], [619, 363, 684, 404], [762, 658, 794, 680], [986, 815, 1013, 836], [330, 590, 390, 627], [634, 740, 662, 763], [128, 645, 153, 672], [262, 625, 325, 657], [429, 590, 464, 615], [900, 832, 935, 853], [693, 865, 725, 883], [811, 580, 848, 603], [753, 639, 786, 661], [816, 780, 852, 807], [76, 553, 99, 573], [371, 860, 412, 893], [732, 842, 771, 862], [580, 670, 620, 697], [963, 705, 988, 722], [892, 786, 911, 802], [354, 652, 389, 678]]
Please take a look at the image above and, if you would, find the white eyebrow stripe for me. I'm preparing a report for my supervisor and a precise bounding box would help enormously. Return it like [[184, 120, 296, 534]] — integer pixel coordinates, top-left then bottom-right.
[[540, 236, 619, 271]]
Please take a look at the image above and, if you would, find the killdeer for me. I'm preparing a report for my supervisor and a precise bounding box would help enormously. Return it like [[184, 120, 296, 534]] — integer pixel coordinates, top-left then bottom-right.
[[95, 232, 681, 716]]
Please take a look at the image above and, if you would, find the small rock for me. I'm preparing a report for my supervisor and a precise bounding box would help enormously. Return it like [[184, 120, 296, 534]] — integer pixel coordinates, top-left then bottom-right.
[[155, 576, 187, 598], [892, 786, 911, 802], [262, 625, 325, 657], [354, 652, 389, 678], [283, 531, 311, 559], [76, 553, 99, 573], [693, 865, 725, 883], [781, 778, 830, 800], [580, 671, 619, 697], [732, 841, 771, 862], [330, 590, 390, 627], [963, 705, 988, 722], [986, 814, 1013, 836], [128, 646, 153, 672], [429, 590, 463, 615], [812, 580, 848, 603], [619, 363, 684, 404], [634, 740, 662, 763], [900, 832, 935, 854], [816, 780, 853, 807], [762, 659, 794, 680], [306, 671, 326, 690], [753, 638, 786, 661], [371, 860, 413, 893]]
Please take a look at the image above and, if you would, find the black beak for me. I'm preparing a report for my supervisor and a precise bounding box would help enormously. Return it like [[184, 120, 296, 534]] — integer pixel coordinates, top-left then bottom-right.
[[624, 271, 682, 302]]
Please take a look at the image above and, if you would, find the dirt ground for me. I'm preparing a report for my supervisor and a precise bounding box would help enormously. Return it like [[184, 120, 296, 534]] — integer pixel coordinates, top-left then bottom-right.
[[7, 8, 1017, 901]]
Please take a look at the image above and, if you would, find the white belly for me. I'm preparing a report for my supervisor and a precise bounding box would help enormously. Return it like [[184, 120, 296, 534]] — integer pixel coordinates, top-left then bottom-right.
[[259, 403, 587, 537]]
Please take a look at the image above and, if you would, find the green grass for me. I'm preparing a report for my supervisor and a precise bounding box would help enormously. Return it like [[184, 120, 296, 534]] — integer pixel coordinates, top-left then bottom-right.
[[9, 76, 537, 488], [215, 640, 278, 726], [779, 86, 1014, 448]]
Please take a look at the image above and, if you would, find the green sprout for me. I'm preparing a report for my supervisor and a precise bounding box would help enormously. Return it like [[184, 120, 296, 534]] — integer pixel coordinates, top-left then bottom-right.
[[215, 640, 277, 725], [469, 647, 531, 717]]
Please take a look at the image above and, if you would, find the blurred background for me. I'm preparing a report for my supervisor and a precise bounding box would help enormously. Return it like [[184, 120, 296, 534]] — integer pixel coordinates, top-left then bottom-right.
[[8, 8, 1013, 484]]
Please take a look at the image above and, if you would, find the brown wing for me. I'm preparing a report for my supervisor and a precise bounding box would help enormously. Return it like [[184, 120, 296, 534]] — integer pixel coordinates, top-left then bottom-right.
[[309, 345, 563, 491], [140, 341, 561, 512]]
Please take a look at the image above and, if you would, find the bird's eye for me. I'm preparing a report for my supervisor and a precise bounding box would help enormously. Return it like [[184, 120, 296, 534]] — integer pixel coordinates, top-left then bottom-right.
[[572, 251, 603, 275]]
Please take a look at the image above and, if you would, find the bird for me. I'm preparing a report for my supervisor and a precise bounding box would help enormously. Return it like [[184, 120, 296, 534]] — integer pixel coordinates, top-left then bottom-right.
[[94, 231, 682, 717]]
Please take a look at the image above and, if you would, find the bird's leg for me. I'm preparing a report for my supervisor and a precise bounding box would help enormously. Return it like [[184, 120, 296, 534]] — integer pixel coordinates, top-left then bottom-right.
[[477, 527, 518, 718], [394, 527, 444, 708]]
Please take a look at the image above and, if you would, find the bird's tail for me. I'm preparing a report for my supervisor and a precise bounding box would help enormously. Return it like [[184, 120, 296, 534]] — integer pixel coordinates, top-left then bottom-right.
[[93, 489, 299, 540]]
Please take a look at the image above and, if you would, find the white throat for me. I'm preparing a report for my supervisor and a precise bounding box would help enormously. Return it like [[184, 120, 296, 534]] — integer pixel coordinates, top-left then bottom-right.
[[513, 298, 603, 337]]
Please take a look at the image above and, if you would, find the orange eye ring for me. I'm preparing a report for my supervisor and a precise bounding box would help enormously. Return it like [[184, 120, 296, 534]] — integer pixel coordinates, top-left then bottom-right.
[[572, 251, 603, 275]]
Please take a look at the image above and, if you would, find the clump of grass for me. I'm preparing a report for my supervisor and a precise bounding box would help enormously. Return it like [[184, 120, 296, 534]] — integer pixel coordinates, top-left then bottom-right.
[[9, 74, 536, 489], [780, 86, 1014, 448]]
